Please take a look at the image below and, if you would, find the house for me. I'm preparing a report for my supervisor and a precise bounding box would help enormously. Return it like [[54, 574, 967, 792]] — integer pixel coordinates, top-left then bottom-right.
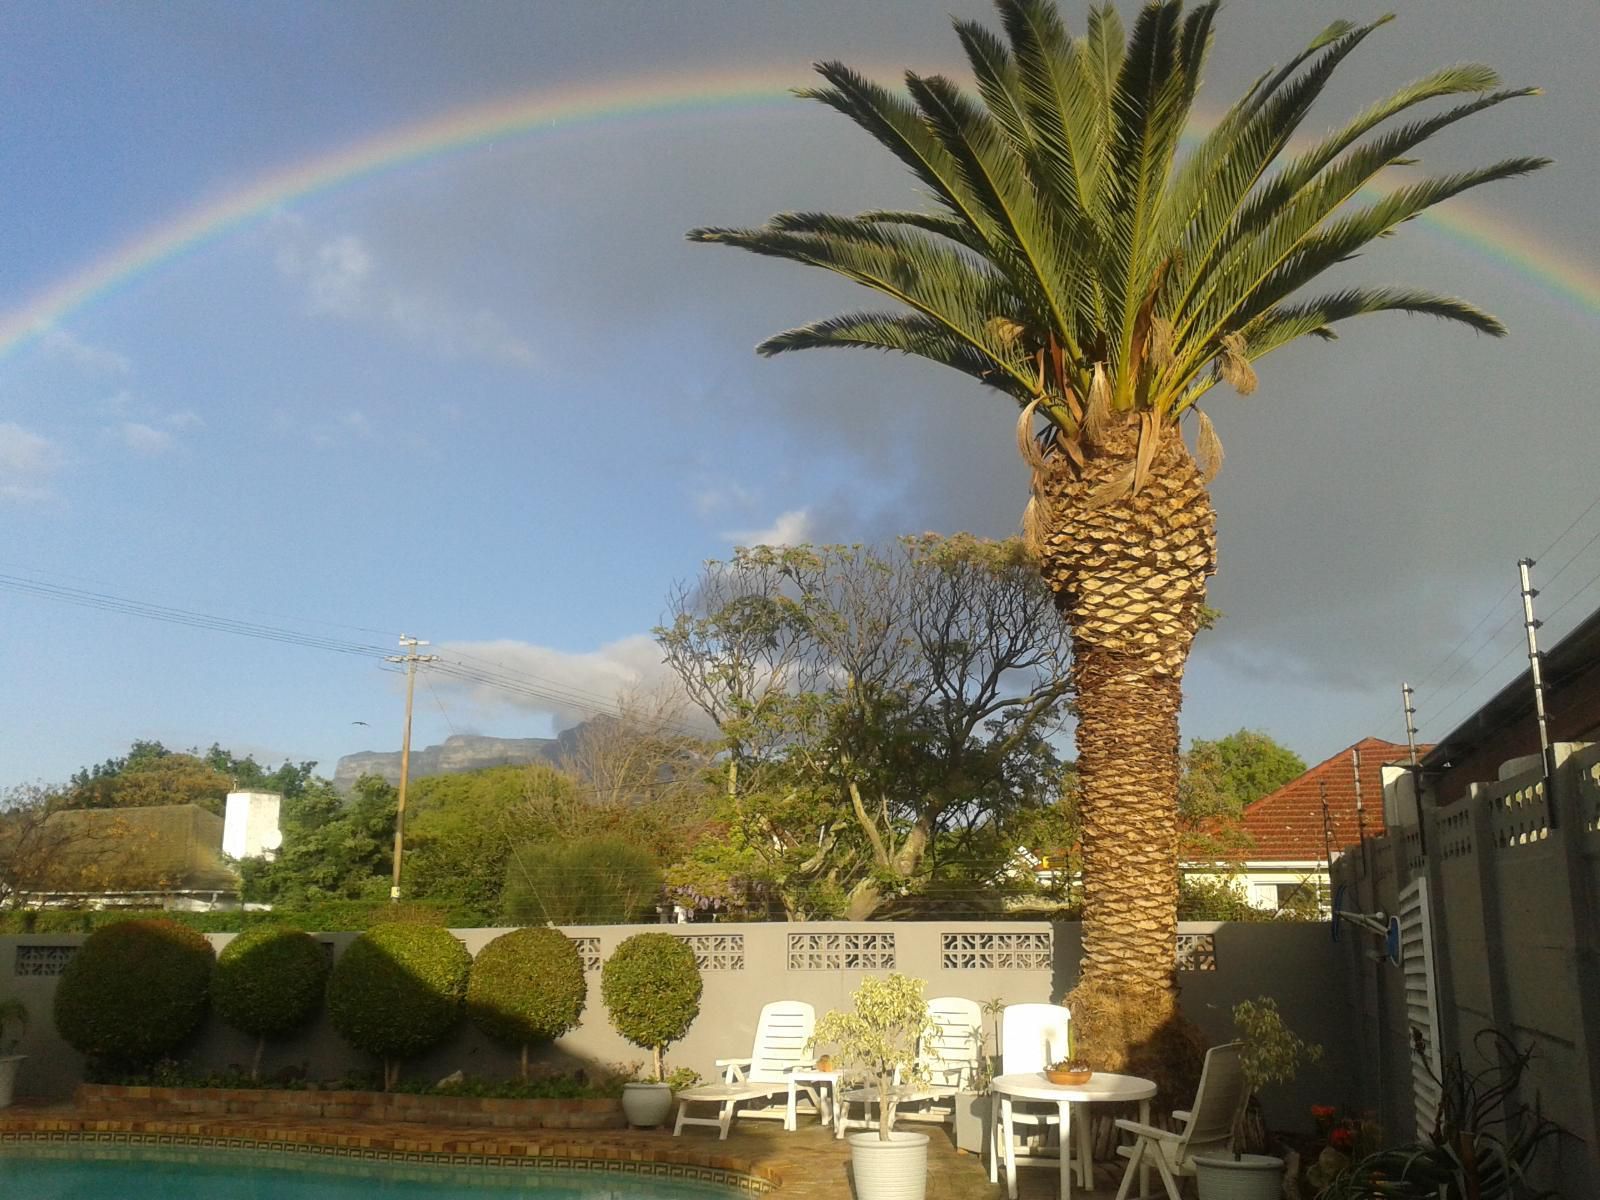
[[27, 804, 243, 911], [1184, 737, 1428, 913]]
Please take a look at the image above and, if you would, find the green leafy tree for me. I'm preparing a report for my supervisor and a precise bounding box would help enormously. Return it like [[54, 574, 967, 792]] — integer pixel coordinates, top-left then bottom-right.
[[240, 775, 396, 904], [211, 925, 330, 1079], [53, 918, 215, 1068], [501, 835, 663, 926], [1179, 728, 1304, 861], [327, 922, 470, 1089], [60, 742, 233, 815], [466, 927, 586, 1079], [689, 0, 1543, 1064], [600, 932, 701, 1082], [659, 535, 1071, 919]]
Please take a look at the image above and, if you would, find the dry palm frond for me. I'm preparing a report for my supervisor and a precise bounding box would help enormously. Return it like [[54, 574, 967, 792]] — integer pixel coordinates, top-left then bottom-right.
[[1132, 412, 1160, 495], [1082, 362, 1113, 444], [1015, 395, 1049, 471], [1195, 408, 1225, 482], [1021, 494, 1049, 555], [1216, 331, 1258, 395]]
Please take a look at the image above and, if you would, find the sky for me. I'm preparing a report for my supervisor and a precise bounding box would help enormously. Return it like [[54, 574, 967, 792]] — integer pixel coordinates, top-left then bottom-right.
[[2, 0, 1598, 790]]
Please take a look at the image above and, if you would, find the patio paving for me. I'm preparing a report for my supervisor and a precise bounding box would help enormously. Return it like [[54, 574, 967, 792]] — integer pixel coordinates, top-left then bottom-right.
[[0, 1104, 1111, 1199]]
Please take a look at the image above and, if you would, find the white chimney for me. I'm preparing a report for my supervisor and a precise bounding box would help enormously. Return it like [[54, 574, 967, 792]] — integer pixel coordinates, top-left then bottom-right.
[[223, 791, 283, 860]]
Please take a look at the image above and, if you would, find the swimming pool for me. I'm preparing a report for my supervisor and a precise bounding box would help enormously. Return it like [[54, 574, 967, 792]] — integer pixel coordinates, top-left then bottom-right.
[[0, 1144, 763, 1200]]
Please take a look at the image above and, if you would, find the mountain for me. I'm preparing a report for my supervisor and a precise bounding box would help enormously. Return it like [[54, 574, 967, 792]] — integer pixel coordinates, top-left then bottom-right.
[[333, 733, 570, 793]]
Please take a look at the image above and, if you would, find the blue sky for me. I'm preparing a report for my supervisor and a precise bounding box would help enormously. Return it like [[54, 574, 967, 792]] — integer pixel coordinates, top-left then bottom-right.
[[3, 0, 1598, 788]]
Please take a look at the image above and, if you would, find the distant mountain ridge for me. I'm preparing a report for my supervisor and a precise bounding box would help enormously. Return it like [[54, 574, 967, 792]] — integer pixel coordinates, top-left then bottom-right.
[[333, 731, 579, 793]]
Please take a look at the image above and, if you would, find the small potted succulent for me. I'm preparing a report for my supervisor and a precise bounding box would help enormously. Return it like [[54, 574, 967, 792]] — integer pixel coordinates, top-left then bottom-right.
[[813, 974, 938, 1200], [0, 996, 28, 1109], [600, 933, 702, 1128], [1045, 1021, 1091, 1084]]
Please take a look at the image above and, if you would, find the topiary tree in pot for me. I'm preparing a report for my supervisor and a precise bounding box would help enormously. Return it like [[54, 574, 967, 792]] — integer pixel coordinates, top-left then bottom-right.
[[600, 932, 700, 1128], [53, 918, 215, 1071], [466, 927, 586, 1080], [813, 973, 938, 1200], [212, 925, 330, 1080], [327, 922, 470, 1090]]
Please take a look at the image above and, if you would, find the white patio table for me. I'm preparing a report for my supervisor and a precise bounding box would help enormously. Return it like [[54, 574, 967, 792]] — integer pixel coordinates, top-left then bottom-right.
[[990, 1071, 1156, 1200]]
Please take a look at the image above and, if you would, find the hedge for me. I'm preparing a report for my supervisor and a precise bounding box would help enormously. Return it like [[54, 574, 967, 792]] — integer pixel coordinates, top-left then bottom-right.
[[327, 922, 470, 1086], [212, 926, 329, 1076], [52, 918, 215, 1067], [466, 927, 585, 1077], [0, 900, 467, 935]]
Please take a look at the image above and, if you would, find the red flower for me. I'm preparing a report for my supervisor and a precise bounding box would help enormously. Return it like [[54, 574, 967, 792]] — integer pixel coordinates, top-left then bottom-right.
[[1330, 1125, 1355, 1151]]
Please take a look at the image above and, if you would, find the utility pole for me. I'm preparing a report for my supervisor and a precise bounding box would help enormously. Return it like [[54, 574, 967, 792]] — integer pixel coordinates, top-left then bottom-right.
[[386, 634, 438, 902]]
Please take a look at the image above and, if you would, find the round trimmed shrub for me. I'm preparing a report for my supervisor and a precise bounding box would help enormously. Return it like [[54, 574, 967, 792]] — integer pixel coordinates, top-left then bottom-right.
[[327, 922, 470, 1086], [213, 925, 329, 1077], [600, 932, 701, 1081], [467, 927, 586, 1078], [53, 918, 215, 1067]]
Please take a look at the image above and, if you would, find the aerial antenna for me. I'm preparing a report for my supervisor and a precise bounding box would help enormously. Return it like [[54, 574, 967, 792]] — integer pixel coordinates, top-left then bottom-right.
[[1517, 558, 1559, 829], [1402, 681, 1427, 855]]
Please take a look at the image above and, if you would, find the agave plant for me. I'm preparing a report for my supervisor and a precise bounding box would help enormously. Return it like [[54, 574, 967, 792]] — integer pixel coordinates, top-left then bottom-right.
[[690, 0, 1544, 1065]]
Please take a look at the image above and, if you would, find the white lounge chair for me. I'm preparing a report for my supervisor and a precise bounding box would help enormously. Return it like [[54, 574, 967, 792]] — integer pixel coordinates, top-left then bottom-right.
[[892, 995, 983, 1128], [1112, 1041, 1245, 1200], [988, 1003, 1090, 1190], [673, 1000, 816, 1139]]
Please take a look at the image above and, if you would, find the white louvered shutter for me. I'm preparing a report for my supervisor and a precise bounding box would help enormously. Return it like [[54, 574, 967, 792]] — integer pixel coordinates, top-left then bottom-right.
[[1398, 876, 1443, 1136]]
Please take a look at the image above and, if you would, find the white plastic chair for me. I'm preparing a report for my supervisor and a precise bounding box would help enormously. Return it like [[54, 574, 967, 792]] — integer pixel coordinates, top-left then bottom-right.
[[990, 1003, 1090, 1189], [674, 1000, 815, 1139], [891, 995, 983, 1128], [1113, 1041, 1245, 1200]]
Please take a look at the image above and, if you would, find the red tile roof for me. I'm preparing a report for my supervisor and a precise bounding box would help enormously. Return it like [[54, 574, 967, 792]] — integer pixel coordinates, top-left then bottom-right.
[[1239, 737, 1428, 862]]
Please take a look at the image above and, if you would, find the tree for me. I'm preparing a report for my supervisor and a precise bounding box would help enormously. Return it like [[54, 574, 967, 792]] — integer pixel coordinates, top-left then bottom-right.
[[500, 835, 664, 925], [239, 774, 396, 904], [1179, 729, 1304, 859], [400, 765, 550, 922], [659, 536, 1072, 919], [690, 0, 1542, 1064], [60, 742, 233, 815]]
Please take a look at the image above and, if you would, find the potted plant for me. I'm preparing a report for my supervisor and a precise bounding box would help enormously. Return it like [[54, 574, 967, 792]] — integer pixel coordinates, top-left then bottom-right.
[[1045, 1020, 1091, 1084], [0, 997, 27, 1109], [813, 974, 938, 1200], [1194, 997, 1322, 1200], [600, 932, 702, 1128]]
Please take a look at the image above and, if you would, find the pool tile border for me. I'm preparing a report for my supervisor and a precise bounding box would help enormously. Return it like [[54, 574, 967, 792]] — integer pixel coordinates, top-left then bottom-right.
[[0, 1126, 777, 1193]]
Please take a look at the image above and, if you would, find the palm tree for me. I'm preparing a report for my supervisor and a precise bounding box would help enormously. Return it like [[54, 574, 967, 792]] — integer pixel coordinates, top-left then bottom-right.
[[689, 0, 1544, 1067]]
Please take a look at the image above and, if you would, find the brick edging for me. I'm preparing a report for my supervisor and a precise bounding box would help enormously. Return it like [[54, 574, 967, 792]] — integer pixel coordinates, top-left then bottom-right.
[[75, 1083, 625, 1131]]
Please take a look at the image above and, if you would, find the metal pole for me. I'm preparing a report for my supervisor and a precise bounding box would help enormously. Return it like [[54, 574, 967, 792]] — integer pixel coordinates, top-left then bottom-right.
[[1319, 780, 1336, 915], [1352, 746, 1369, 880], [386, 635, 438, 901], [1402, 682, 1427, 855], [1517, 558, 1559, 829]]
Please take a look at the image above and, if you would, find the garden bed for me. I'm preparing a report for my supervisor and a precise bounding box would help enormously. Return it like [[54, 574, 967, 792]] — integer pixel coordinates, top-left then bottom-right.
[[76, 1083, 625, 1130]]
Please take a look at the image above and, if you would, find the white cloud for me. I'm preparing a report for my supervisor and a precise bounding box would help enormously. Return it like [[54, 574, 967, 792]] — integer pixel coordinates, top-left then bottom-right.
[[118, 422, 174, 456], [38, 328, 132, 376], [724, 507, 814, 547], [0, 423, 63, 503], [164, 410, 204, 430], [432, 634, 688, 730], [275, 226, 537, 368]]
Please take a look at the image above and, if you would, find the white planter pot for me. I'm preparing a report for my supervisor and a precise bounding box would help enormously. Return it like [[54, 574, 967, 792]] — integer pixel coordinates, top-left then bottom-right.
[[0, 1056, 25, 1110], [1193, 1153, 1285, 1200], [621, 1082, 674, 1129], [952, 1092, 990, 1155], [848, 1130, 929, 1200]]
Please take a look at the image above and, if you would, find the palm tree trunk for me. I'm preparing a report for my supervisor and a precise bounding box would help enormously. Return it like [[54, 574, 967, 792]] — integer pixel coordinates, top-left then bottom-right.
[[1033, 417, 1216, 1079]]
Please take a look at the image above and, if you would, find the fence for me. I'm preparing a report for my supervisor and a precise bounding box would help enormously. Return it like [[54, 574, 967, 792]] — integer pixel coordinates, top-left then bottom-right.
[[1332, 741, 1600, 1193], [3, 919, 1355, 1128]]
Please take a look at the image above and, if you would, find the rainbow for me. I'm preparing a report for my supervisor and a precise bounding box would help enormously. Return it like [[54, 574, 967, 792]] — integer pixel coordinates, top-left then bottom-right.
[[2, 66, 1595, 359]]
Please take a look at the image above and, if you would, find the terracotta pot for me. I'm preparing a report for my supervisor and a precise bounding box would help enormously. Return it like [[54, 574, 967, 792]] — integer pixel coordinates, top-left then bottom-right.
[[1045, 1068, 1093, 1085]]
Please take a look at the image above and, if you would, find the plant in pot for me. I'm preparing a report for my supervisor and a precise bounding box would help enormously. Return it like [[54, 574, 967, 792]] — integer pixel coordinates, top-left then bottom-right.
[[813, 973, 938, 1200], [1193, 997, 1322, 1200], [0, 996, 27, 1109], [1045, 1021, 1092, 1084], [600, 932, 702, 1128]]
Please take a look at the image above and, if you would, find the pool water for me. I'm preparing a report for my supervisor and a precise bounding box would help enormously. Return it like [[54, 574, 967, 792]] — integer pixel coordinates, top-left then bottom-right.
[[0, 1146, 755, 1200]]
